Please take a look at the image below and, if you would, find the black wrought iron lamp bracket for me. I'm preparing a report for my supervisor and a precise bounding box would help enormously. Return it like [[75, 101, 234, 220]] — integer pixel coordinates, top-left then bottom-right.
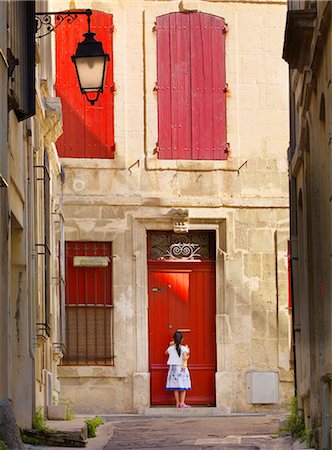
[[35, 9, 92, 39]]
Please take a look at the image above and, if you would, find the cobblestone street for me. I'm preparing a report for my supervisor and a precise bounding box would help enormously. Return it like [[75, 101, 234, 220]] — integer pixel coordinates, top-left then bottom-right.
[[103, 414, 298, 450]]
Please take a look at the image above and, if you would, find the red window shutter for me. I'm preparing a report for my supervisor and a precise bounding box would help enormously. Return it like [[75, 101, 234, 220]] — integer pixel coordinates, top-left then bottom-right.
[[55, 11, 114, 158], [157, 12, 227, 160], [65, 242, 112, 306]]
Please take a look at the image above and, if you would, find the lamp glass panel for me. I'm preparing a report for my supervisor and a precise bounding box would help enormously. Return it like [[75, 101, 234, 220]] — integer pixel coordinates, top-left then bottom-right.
[[75, 56, 106, 91]]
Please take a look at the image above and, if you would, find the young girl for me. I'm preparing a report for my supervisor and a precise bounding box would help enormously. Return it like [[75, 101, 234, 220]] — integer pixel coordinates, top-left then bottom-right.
[[165, 331, 191, 408]]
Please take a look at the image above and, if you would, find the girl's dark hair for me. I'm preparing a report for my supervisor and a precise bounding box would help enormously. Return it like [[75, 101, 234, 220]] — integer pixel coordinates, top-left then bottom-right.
[[173, 332, 183, 357]]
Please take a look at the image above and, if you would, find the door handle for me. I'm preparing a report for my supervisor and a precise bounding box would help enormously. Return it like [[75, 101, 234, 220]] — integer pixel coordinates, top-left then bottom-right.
[[177, 329, 191, 333]]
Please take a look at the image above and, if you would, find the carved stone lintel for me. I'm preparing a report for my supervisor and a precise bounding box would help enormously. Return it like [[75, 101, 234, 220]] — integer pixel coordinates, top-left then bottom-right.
[[167, 208, 189, 233]]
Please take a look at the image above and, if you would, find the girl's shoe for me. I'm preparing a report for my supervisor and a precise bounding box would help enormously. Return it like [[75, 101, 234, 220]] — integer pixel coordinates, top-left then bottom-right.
[[180, 403, 191, 408], [176, 404, 181, 408]]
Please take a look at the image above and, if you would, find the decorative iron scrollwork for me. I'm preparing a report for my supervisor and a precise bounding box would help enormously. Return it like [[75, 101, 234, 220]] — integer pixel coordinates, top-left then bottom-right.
[[149, 231, 215, 261], [164, 243, 201, 260], [35, 10, 92, 39]]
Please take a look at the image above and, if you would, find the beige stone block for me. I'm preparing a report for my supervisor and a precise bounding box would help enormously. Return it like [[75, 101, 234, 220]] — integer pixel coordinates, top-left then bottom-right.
[[277, 285, 289, 308], [237, 209, 277, 227], [235, 286, 251, 305], [267, 310, 277, 339], [133, 372, 150, 413], [237, 84, 261, 110], [230, 315, 252, 344], [252, 290, 275, 311], [261, 253, 275, 278], [232, 343, 251, 370], [243, 254, 262, 278], [240, 172, 282, 196], [249, 229, 274, 253], [60, 377, 133, 414], [47, 405, 66, 420], [278, 310, 291, 338], [226, 258, 244, 286], [251, 338, 278, 368], [236, 303, 251, 317], [239, 109, 265, 136], [255, 158, 279, 172], [234, 221, 249, 251], [215, 372, 233, 412], [276, 212, 290, 227], [252, 309, 268, 339], [239, 54, 264, 84], [261, 84, 288, 111], [237, 9, 263, 53]]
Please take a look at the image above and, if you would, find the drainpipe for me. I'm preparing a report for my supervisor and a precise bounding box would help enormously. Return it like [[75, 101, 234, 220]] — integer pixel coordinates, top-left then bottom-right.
[[287, 68, 298, 398], [26, 117, 36, 417]]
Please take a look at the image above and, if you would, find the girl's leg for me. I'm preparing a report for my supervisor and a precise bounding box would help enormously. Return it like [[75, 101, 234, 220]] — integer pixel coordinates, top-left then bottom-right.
[[180, 390, 190, 407], [174, 391, 180, 407]]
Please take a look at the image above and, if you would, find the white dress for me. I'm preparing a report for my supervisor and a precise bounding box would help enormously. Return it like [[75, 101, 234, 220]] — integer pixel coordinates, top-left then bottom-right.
[[165, 344, 192, 391]]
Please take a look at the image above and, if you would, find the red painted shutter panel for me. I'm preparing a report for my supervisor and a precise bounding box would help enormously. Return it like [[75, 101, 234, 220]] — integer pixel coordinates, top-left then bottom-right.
[[157, 12, 227, 161], [211, 15, 227, 160], [157, 15, 172, 159], [157, 14, 191, 159], [55, 11, 114, 158], [170, 13, 191, 159]]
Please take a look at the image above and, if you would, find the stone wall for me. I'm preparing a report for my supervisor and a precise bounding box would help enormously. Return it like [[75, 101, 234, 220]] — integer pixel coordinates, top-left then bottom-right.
[[57, 0, 293, 413]]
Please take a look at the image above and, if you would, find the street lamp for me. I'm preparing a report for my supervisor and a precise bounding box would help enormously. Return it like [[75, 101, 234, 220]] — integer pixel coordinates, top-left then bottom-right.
[[71, 10, 110, 105], [35, 9, 109, 105]]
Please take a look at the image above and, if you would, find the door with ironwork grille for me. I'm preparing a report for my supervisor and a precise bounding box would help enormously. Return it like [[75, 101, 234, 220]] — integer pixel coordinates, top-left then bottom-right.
[[148, 231, 216, 405]]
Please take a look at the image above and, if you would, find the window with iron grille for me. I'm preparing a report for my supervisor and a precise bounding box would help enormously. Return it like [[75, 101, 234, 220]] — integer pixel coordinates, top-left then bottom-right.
[[63, 242, 114, 365], [156, 12, 227, 160]]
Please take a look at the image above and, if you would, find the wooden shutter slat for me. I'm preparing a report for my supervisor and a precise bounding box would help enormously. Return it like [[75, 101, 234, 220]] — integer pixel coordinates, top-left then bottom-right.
[[211, 15, 227, 160], [191, 13, 212, 160], [171, 13, 191, 159], [157, 15, 172, 159]]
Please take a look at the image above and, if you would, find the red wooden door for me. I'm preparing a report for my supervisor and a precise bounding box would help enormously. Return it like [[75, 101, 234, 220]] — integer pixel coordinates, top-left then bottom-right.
[[148, 261, 216, 405]]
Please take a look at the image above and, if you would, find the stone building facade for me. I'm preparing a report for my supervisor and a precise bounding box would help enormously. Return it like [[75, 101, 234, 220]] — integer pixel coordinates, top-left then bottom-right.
[[55, 0, 294, 414], [283, 1, 332, 448], [0, 0, 64, 442]]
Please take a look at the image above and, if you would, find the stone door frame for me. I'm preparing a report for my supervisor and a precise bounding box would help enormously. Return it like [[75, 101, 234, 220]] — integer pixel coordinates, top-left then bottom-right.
[[132, 214, 229, 412]]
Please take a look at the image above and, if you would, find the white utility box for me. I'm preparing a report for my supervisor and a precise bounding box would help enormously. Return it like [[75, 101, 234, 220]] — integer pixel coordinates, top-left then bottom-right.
[[246, 371, 279, 404]]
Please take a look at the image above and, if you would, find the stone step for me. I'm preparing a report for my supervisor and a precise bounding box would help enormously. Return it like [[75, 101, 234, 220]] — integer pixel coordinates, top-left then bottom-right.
[[22, 418, 88, 448], [142, 406, 269, 416]]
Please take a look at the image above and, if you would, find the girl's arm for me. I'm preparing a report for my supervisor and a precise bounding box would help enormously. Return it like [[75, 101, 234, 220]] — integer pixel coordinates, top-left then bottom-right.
[[183, 351, 189, 368]]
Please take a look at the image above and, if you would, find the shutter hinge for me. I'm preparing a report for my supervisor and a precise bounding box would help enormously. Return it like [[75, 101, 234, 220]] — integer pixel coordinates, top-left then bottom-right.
[[224, 143, 230, 155], [153, 142, 159, 155], [222, 24, 228, 34], [110, 24, 115, 33], [153, 82, 158, 92], [111, 143, 116, 153], [223, 83, 229, 94], [152, 22, 157, 32], [110, 83, 116, 93]]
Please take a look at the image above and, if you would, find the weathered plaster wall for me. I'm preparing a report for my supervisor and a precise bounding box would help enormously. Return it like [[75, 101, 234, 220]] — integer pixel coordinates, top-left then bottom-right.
[[287, 1, 332, 444], [57, 0, 293, 413]]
